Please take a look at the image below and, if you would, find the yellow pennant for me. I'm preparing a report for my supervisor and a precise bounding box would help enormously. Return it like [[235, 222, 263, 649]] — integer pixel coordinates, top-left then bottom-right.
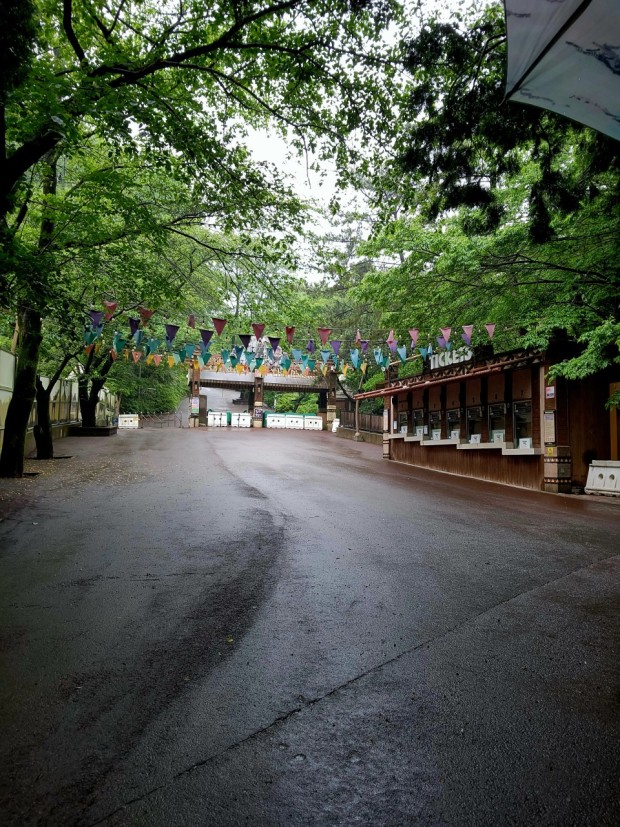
[[168, 355, 175, 368], [146, 354, 153, 365], [342, 364, 349, 376], [236, 363, 244, 374], [361, 361, 368, 374], [322, 365, 328, 377], [259, 364, 268, 376]]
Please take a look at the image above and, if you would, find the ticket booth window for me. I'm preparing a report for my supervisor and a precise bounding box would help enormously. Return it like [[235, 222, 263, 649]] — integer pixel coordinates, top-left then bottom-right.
[[429, 410, 442, 440], [467, 406, 483, 443], [513, 401, 532, 447], [446, 408, 461, 439], [488, 403, 507, 444], [413, 408, 425, 436]]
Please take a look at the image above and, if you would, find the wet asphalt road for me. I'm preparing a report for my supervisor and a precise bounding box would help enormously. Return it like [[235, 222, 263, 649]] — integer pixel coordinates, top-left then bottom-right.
[[0, 426, 618, 826]]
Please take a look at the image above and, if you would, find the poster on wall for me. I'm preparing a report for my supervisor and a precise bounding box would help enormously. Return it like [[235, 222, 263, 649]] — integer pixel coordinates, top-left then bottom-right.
[[191, 397, 200, 416]]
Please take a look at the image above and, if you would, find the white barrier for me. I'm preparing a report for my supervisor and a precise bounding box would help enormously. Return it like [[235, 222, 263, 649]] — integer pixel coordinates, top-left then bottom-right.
[[304, 416, 323, 431], [230, 412, 240, 427], [285, 415, 304, 429], [118, 414, 140, 429], [585, 461, 620, 496], [238, 413, 252, 428]]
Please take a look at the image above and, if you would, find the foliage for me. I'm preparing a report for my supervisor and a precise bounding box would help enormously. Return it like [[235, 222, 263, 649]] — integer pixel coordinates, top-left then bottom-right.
[[106, 360, 188, 415]]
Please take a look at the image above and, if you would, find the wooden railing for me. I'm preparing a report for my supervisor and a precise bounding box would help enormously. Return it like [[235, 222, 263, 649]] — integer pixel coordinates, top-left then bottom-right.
[[339, 411, 383, 433]]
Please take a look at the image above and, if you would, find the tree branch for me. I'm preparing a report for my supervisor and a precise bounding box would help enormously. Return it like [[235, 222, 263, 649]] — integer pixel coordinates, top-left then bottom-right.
[[63, 0, 86, 63]]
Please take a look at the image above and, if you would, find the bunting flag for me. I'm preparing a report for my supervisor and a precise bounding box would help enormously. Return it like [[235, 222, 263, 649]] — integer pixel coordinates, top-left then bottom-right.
[[355, 329, 361, 343], [103, 300, 117, 320], [332, 355, 339, 370], [220, 348, 230, 363], [129, 317, 140, 336], [235, 362, 244, 374], [239, 334, 252, 349], [285, 325, 295, 344], [409, 328, 419, 347], [145, 354, 153, 365], [197, 355, 204, 368], [360, 340, 369, 353], [252, 322, 265, 339], [131, 350, 142, 364], [145, 337, 160, 356], [133, 330, 144, 346], [234, 345, 244, 358], [184, 343, 196, 361], [321, 364, 329, 377], [188, 314, 196, 329], [89, 309, 104, 327], [165, 323, 179, 344], [173, 352, 181, 365], [317, 327, 331, 345], [202, 351, 212, 366], [153, 354, 162, 366], [138, 307, 155, 325], [268, 336, 280, 351], [308, 359, 316, 371], [266, 348, 274, 361], [292, 348, 302, 363], [113, 333, 126, 353], [167, 355, 176, 367], [397, 345, 407, 364], [350, 348, 360, 369], [254, 357, 263, 370], [330, 340, 341, 356], [281, 355, 291, 371], [320, 349, 331, 364], [462, 324, 474, 346], [83, 329, 96, 345], [440, 327, 452, 342], [485, 323, 496, 340], [374, 347, 384, 365], [341, 364, 349, 377], [109, 349, 118, 361], [437, 336, 446, 349], [419, 346, 428, 360], [307, 339, 316, 354], [259, 363, 268, 376], [383, 354, 390, 369], [301, 354, 309, 370], [213, 317, 227, 336], [388, 338, 398, 353], [386, 329, 396, 347], [199, 341, 210, 357], [361, 361, 368, 374], [84, 344, 94, 355], [199, 328, 213, 347]]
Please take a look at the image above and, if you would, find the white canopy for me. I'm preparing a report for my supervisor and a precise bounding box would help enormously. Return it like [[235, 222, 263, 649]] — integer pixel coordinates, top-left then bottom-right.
[[504, 0, 620, 141]]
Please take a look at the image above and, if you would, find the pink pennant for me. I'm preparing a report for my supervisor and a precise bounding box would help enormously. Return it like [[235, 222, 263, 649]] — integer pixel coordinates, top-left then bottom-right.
[[252, 323, 265, 339], [103, 300, 117, 312], [485, 323, 496, 340], [285, 325, 295, 344], [131, 350, 142, 363], [109, 349, 117, 361], [213, 317, 228, 336], [440, 327, 451, 342], [317, 327, 331, 345], [138, 306, 155, 324], [153, 354, 162, 366], [355, 329, 362, 343], [462, 325, 474, 339], [408, 328, 419, 347], [386, 329, 396, 346]]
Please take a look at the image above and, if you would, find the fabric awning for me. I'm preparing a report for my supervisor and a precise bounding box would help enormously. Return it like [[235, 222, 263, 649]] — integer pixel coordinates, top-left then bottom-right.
[[504, 0, 620, 141]]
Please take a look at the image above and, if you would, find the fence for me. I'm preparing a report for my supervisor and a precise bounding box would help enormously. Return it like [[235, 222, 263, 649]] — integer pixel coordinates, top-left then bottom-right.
[[339, 410, 383, 433], [0, 348, 118, 454], [140, 412, 183, 428]]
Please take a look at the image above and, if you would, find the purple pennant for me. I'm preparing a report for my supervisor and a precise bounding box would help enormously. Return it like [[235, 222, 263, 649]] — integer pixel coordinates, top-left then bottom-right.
[[165, 323, 180, 343], [388, 339, 398, 353], [437, 336, 446, 349], [129, 317, 140, 336], [408, 328, 419, 347], [330, 340, 341, 356], [268, 336, 280, 351], [89, 309, 104, 327], [199, 328, 213, 347], [461, 332, 472, 346], [307, 339, 315, 354], [239, 334, 252, 349], [360, 340, 369, 353]]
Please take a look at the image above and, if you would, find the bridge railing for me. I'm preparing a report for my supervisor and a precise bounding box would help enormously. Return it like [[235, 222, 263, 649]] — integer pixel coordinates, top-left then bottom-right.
[[140, 412, 183, 429], [339, 411, 383, 433]]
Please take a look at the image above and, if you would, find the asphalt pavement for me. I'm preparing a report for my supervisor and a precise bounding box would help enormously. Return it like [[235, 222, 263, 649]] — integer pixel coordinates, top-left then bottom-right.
[[0, 425, 618, 826]]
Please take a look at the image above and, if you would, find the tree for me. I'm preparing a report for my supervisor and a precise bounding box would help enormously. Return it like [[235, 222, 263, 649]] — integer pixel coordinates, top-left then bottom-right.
[[1, 0, 408, 476]]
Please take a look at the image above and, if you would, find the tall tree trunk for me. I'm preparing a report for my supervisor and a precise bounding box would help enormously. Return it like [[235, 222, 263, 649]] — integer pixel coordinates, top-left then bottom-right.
[[0, 306, 42, 477], [79, 375, 106, 428], [33, 377, 53, 459]]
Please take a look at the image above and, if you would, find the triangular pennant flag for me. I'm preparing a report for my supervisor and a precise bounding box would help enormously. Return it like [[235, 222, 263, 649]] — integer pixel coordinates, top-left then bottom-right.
[[165, 324, 179, 344], [268, 336, 280, 351], [320, 349, 331, 364], [397, 345, 407, 364], [462, 325, 474, 346], [308, 359, 316, 372], [145, 354, 154, 365], [360, 340, 369, 353], [220, 349, 230, 364], [153, 354, 162, 366], [321, 364, 329, 377], [202, 351, 212, 367], [129, 317, 140, 336], [113, 333, 126, 353], [301, 354, 309, 370], [109, 349, 117, 361], [199, 328, 213, 347], [419, 347, 428, 360], [409, 328, 419, 347], [138, 307, 155, 324], [355, 329, 361, 343], [388, 338, 398, 353], [167, 355, 175, 367], [184, 343, 196, 360], [361, 361, 368, 374], [233, 345, 244, 359], [292, 348, 302, 363], [317, 327, 331, 345], [131, 350, 142, 364], [350, 348, 360, 369], [285, 326, 295, 344], [341, 364, 349, 377], [440, 327, 452, 342], [259, 363, 268, 376], [84, 344, 94, 355], [89, 309, 104, 327], [103, 300, 117, 312], [485, 323, 496, 340], [239, 334, 252, 349], [235, 363, 244, 374], [437, 336, 446, 349], [252, 323, 265, 339], [188, 314, 196, 328], [173, 352, 181, 365], [197, 356, 204, 368], [374, 347, 384, 365], [307, 339, 315, 354], [281, 355, 291, 371], [145, 337, 160, 356], [230, 355, 238, 368], [213, 317, 227, 336], [332, 355, 339, 370], [254, 357, 263, 370], [266, 348, 274, 361], [330, 340, 341, 356], [133, 330, 143, 346]]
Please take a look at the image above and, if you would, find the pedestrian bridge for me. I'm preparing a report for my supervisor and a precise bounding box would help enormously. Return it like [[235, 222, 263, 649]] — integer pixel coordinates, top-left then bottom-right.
[[197, 369, 329, 394]]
